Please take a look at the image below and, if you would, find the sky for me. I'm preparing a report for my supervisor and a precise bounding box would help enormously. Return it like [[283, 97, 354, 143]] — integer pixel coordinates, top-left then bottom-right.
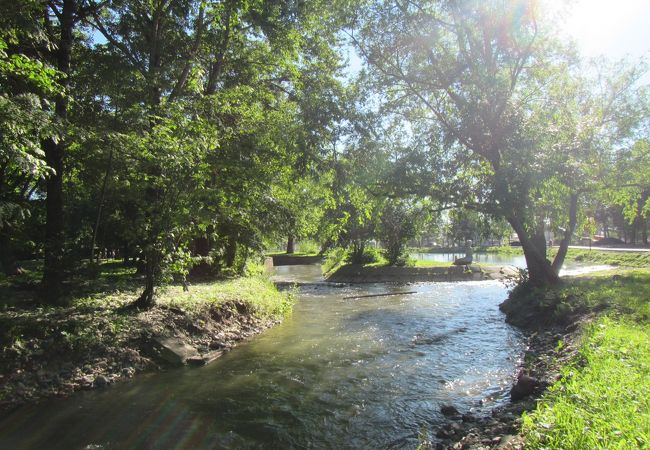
[[549, 0, 650, 61], [344, 0, 650, 77]]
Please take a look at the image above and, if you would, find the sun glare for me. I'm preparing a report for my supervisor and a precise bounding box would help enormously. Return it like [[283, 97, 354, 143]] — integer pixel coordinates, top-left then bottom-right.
[[549, 0, 650, 59]]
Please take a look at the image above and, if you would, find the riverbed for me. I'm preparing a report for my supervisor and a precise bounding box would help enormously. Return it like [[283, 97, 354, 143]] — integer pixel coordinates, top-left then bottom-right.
[[0, 262, 532, 449]]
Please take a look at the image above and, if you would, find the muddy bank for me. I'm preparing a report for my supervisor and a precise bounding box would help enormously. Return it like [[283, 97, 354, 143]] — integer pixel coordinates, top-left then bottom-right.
[[326, 264, 520, 283], [0, 301, 281, 412]]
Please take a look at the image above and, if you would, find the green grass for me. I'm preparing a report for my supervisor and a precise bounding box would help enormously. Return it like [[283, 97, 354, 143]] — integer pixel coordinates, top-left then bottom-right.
[[0, 260, 294, 353], [549, 248, 650, 268], [155, 275, 294, 318], [521, 270, 650, 448], [481, 245, 525, 255], [265, 251, 320, 257], [523, 317, 650, 449], [406, 259, 452, 267]]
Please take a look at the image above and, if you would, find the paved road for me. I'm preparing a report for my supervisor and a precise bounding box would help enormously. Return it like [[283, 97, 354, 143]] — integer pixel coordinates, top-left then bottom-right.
[[564, 245, 650, 253]]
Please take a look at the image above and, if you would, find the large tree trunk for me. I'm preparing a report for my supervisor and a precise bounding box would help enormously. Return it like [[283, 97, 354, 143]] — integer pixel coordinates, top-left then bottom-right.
[[551, 193, 578, 273], [286, 234, 295, 254], [41, 0, 75, 304], [507, 216, 560, 287]]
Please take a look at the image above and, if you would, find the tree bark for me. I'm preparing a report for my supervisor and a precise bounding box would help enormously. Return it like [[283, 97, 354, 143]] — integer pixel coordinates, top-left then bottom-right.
[[286, 234, 295, 254], [41, 0, 75, 304], [507, 215, 560, 287], [225, 237, 237, 268], [132, 250, 159, 309], [551, 193, 578, 273]]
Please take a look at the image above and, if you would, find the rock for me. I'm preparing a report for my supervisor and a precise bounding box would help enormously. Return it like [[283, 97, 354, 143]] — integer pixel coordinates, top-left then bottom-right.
[[202, 350, 224, 365], [121, 367, 135, 378], [186, 356, 207, 366], [510, 372, 539, 401], [462, 413, 475, 422], [441, 404, 460, 417], [93, 375, 109, 388], [149, 336, 200, 366], [450, 423, 463, 433], [436, 428, 450, 438]]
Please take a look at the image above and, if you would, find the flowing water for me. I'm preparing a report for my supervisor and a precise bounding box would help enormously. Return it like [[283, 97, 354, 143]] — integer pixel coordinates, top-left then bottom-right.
[[0, 263, 531, 449]]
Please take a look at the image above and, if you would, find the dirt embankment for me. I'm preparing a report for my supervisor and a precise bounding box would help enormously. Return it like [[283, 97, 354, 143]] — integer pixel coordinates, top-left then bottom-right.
[[0, 301, 280, 412], [326, 264, 520, 283]]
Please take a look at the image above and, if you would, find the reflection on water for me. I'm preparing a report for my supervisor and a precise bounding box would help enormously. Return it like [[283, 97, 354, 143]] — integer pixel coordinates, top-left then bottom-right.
[[411, 252, 527, 268], [0, 269, 525, 450], [271, 264, 324, 283], [412, 252, 614, 277]]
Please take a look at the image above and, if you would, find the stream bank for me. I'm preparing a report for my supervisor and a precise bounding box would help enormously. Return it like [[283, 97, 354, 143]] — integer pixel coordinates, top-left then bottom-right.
[[0, 276, 293, 411], [327, 264, 520, 283], [428, 268, 648, 449], [423, 310, 584, 449]]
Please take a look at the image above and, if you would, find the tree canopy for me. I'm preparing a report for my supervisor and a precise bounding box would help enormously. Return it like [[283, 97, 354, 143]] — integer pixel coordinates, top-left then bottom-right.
[[1, 0, 648, 302]]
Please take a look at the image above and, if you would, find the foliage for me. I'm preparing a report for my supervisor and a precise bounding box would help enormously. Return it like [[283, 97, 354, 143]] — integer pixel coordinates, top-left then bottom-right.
[[322, 247, 347, 274], [346, 246, 382, 265], [523, 316, 650, 449], [0, 0, 355, 304], [0, 30, 61, 274], [377, 199, 426, 266], [355, 0, 648, 286], [548, 249, 650, 268]]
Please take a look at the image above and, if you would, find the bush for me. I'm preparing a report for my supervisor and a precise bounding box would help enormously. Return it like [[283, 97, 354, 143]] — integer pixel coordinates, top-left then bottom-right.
[[377, 200, 420, 266], [296, 240, 320, 255], [322, 247, 347, 274], [346, 246, 382, 264]]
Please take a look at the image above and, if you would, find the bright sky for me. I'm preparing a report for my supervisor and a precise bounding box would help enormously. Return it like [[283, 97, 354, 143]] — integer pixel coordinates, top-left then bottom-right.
[[344, 0, 650, 78], [548, 0, 650, 61]]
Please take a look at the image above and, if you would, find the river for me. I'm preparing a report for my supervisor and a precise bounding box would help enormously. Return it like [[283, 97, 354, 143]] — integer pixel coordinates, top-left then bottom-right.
[[0, 257, 556, 449]]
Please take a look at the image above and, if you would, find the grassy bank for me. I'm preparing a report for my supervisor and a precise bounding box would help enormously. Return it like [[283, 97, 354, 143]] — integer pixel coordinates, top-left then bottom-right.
[[550, 248, 650, 268], [0, 262, 294, 408], [409, 246, 525, 255], [519, 270, 650, 448]]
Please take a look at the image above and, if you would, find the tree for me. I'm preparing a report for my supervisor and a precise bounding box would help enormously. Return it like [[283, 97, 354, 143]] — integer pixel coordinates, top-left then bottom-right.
[[609, 139, 650, 244], [80, 0, 352, 307], [354, 0, 647, 286], [377, 198, 426, 265], [0, 8, 61, 276]]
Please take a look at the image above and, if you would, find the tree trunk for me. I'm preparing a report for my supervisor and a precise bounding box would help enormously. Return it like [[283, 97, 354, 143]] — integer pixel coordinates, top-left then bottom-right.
[[132, 250, 159, 309], [286, 234, 295, 254], [507, 216, 560, 287], [551, 193, 578, 273], [0, 231, 22, 276], [225, 237, 237, 268], [90, 148, 113, 262], [41, 0, 75, 304]]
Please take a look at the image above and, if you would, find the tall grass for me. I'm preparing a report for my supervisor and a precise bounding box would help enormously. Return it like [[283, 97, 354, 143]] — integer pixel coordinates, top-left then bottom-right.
[[523, 318, 650, 449], [521, 270, 650, 449]]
